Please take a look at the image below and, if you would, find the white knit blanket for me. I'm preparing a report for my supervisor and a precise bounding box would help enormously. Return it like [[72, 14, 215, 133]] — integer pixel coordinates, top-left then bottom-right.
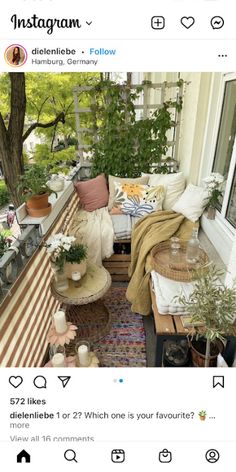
[[69, 207, 114, 266]]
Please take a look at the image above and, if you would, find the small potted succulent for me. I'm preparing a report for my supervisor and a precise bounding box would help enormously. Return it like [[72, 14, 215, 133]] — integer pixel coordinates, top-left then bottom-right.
[[18, 164, 57, 217], [199, 410, 207, 421], [202, 173, 224, 220], [177, 264, 236, 367]]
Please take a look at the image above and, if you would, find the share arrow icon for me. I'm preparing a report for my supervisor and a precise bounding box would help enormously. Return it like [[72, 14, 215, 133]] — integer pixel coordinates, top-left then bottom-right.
[[58, 376, 71, 388]]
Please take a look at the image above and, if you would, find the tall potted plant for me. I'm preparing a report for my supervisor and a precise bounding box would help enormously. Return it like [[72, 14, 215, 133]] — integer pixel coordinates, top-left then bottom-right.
[[178, 265, 236, 367], [18, 164, 57, 217]]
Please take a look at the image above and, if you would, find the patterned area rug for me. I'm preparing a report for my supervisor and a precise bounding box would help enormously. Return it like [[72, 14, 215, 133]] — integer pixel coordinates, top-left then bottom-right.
[[93, 287, 147, 367]]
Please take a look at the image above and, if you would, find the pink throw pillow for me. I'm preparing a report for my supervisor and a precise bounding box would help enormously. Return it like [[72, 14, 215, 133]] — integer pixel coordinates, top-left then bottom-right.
[[74, 174, 109, 212]]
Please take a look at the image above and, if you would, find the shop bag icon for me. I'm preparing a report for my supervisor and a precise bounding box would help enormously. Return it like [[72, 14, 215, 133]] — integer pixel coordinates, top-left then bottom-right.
[[159, 448, 172, 463]]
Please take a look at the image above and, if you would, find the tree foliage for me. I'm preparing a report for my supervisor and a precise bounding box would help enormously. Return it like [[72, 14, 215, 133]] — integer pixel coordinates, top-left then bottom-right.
[[0, 72, 100, 205]]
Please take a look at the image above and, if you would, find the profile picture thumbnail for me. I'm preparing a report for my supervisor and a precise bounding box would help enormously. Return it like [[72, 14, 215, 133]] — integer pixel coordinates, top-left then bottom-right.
[[4, 44, 27, 67]]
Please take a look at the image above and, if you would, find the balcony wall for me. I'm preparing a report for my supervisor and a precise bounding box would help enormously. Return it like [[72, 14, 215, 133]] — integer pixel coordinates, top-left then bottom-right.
[[0, 191, 79, 367]]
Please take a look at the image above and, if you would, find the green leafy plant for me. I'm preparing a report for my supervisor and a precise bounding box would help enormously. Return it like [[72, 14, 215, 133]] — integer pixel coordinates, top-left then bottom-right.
[[88, 80, 183, 178], [33, 143, 77, 175], [65, 244, 87, 264], [177, 264, 236, 367], [199, 410, 207, 419], [0, 230, 12, 257], [0, 181, 10, 207], [18, 164, 56, 201]]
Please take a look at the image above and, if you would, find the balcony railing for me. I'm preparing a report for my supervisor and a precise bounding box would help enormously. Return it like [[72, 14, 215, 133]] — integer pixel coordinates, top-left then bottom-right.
[[0, 163, 90, 367]]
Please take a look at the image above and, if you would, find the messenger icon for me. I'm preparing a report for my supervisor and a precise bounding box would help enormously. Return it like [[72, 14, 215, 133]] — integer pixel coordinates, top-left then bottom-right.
[[159, 448, 172, 463]]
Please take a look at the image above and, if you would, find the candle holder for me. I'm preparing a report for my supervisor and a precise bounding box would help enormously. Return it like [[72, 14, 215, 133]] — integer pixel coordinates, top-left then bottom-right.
[[75, 340, 100, 368], [47, 322, 78, 346], [71, 271, 81, 288], [50, 345, 67, 368], [49, 344, 66, 359], [75, 340, 91, 367]]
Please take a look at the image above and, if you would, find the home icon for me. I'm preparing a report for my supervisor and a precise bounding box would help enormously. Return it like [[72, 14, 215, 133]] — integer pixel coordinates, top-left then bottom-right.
[[17, 450, 31, 463]]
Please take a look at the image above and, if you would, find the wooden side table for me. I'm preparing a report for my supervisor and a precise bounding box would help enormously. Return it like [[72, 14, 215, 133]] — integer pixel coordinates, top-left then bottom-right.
[[51, 263, 112, 349]]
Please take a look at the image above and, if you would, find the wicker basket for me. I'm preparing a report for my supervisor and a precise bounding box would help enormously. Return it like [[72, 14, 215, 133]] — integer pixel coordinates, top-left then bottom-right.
[[151, 240, 209, 282]]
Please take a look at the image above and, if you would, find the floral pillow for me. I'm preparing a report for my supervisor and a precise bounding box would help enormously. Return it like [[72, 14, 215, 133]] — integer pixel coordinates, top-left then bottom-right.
[[111, 182, 165, 217]]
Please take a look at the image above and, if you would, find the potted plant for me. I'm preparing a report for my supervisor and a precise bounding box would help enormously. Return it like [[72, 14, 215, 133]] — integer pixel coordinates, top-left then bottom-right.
[[46, 233, 87, 279], [199, 411, 207, 421], [202, 173, 224, 220], [177, 264, 236, 367], [0, 230, 12, 257], [18, 164, 57, 217], [64, 244, 88, 279]]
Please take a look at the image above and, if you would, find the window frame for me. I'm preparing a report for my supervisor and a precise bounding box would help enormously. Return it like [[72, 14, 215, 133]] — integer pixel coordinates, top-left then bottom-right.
[[211, 73, 236, 231]]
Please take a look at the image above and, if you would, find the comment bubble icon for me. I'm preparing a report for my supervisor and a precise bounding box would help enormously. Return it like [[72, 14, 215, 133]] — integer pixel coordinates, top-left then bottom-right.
[[33, 375, 47, 389]]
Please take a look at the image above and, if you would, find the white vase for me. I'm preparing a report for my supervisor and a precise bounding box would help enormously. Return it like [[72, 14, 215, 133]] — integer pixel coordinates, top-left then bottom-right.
[[64, 260, 87, 279]]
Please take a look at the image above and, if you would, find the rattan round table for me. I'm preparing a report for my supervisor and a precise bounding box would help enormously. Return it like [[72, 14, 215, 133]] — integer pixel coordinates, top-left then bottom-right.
[[51, 262, 112, 349]]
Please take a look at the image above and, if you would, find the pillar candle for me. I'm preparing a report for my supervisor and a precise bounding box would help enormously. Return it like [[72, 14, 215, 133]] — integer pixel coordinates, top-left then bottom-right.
[[72, 271, 81, 288], [53, 310, 67, 334], [78, 344, 90, 366], [51, 353, 66, 367]]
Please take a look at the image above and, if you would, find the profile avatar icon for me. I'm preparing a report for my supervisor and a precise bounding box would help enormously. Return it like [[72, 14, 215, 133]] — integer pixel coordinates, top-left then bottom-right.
[[4, 44, 27, 67]]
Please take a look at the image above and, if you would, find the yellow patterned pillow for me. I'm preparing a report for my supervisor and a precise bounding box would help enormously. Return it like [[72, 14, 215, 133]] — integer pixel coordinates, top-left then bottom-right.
[[111, 182, 165, 217]]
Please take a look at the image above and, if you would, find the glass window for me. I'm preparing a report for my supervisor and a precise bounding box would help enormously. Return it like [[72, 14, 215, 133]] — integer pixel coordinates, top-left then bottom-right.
[[226, 169, 236, 227], [212, 80, 236, 208]]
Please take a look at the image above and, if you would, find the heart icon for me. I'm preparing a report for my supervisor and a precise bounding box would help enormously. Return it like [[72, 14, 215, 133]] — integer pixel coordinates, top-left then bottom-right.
[[9, 376, 23, 388], [181, 16, 195, 29]]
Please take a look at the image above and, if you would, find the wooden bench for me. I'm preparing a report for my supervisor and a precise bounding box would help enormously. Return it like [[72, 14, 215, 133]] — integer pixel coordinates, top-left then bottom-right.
[[103, 239, 131, 282]]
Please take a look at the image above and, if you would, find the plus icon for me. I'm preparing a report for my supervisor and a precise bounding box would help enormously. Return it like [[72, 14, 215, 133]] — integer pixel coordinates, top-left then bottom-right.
[[151, 16, 165, 30]]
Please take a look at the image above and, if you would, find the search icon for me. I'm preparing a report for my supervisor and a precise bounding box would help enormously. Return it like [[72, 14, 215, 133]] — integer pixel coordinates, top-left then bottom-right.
[[64, 449, 78, 463]]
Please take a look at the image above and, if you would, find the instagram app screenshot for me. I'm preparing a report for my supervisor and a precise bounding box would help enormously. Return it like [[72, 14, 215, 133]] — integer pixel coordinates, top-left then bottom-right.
[[0, 0, 236, 470]]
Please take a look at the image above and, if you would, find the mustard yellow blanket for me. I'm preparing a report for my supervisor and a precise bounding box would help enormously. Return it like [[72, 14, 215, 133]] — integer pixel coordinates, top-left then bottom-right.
[[126, 211, 195, 316]]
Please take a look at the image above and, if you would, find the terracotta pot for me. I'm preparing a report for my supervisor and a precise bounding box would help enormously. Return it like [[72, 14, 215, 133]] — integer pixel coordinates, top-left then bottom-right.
[[26, 193, 49, 210], [190, 339, 223, 367], [64, 260, 87, 279], [26, 203, 52, 218], [207, 206, 216, 220], [199, 416, 206, 421]]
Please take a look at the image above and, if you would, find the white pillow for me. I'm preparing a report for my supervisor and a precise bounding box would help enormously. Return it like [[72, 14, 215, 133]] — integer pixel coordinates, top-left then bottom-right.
[[172, 184, 208, 222], [142, 172, 185, 210]]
